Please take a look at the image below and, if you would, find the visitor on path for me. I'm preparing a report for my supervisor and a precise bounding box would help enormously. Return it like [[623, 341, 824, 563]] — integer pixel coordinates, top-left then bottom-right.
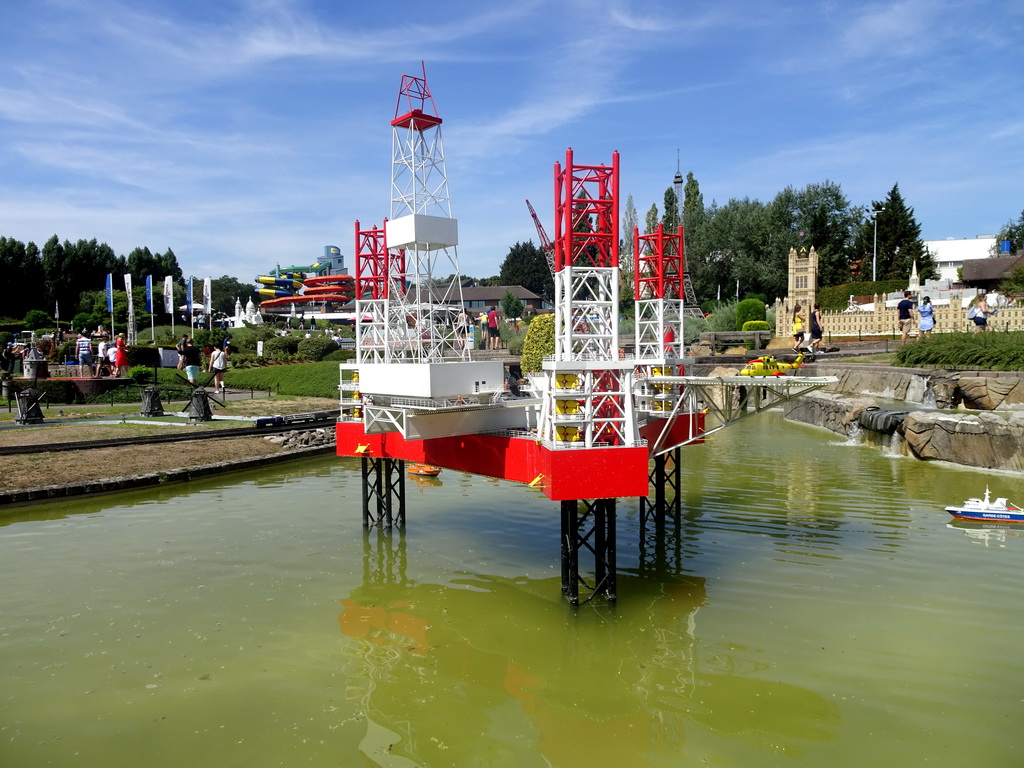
[[175, 334, 188, 369], [487, 306, 500, 350], [897, 291, 915, 344], [182, 339, 202, 386], [97, 335, 110, 377], [456, 309, 469, 348], [917, 296, 935, 340], [791, 305, 804, 352], [971, 296, 990, 332], [809, 303, 824, 354], [207, 342, 227, 393], [114, 333, 129, 377], [1, 342, 16, 376], [76, 331, 94, 378]]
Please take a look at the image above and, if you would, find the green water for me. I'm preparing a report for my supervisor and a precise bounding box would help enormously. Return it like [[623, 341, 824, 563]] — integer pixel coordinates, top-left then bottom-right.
[[2, 411, 1023, 767]]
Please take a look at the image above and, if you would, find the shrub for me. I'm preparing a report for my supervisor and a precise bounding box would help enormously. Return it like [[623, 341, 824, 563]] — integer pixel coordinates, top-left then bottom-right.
[[741, 320, 771, 332], [125, 345, 162, 367], [264, 336, 299, 357], [894, 331, 1024, 371], [520, 313, 555, 372], [297, 335, 336, 361], [704, 300, 738, 332], [128, 365, 155, 384], [23, 309, 54, 330], [735, 298, 766, 330]]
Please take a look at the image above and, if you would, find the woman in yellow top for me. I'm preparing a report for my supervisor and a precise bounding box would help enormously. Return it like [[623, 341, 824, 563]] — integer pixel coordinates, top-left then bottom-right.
[[791, 304, 805, 352]]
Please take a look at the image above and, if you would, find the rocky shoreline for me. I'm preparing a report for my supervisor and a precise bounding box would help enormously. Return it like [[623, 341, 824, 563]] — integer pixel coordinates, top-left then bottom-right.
[[782, 364, 1024, 471]]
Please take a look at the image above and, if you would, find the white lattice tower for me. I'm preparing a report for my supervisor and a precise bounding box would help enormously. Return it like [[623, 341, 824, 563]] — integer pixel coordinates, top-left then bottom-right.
[[383, 64, 466, 363], [536, 149, 639, 450]]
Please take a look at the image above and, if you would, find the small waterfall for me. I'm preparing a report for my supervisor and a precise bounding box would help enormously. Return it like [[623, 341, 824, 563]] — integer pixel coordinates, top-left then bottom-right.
[[923, 379, 937, 409], [884, 429, 908, 457], [845, 421, 863, 445]]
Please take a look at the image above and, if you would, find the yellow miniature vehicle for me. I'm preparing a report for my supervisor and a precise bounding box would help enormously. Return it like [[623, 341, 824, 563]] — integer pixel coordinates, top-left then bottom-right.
[[739, 353, 805, 377]]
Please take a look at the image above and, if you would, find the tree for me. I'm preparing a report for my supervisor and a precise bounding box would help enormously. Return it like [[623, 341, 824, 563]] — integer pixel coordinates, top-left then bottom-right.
[[856, 184, 937, 282], [644, 204, 659, 235], [500, 290, 525, 320], [0, 237, 43, 319], [619, 194, 638, 305], [662, 187, 680, 233], [768, 181, 860, 288], [994, 210, 1024, 255], [211, 275, 258, 316], [41, 236, 120, 314], [498, 241, 553, 300]]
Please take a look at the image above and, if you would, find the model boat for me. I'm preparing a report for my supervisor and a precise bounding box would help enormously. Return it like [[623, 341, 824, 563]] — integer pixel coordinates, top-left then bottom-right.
[[946, 487, 1024, 523]]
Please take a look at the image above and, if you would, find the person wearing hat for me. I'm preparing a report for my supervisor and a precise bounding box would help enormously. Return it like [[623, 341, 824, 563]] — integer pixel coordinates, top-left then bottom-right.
[[113, 333, 129, 377]]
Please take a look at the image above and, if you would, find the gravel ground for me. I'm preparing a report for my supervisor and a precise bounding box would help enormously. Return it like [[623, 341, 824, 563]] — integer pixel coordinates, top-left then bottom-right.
[[0, 396, 339, 493]]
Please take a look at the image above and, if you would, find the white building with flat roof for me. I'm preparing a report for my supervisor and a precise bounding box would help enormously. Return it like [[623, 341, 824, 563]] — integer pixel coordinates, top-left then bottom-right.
[[924, 235, 996, 282]]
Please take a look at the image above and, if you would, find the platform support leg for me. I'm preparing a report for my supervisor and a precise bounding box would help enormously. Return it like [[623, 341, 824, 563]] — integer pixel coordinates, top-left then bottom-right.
[[560, 498, 617, 605], [361, 456, 406, 529], [639, 448, 682, 577]]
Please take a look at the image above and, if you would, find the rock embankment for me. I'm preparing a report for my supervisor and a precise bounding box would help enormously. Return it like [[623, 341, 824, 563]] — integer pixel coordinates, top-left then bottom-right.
[[902, 411, 1024, 471], [809, 364, 1024, 410], [784, 391, 1024, 471], [263, 428, 335, 449]]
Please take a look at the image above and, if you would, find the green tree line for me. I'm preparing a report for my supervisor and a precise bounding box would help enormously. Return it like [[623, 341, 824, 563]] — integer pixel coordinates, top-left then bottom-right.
[[494, 178, 1017, 307], [0, 234, 254, 326]]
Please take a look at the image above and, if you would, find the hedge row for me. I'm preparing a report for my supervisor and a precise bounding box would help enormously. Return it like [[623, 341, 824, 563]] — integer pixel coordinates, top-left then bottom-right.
[[223, 362, 342, 399], [894, 331, 1024, 371]]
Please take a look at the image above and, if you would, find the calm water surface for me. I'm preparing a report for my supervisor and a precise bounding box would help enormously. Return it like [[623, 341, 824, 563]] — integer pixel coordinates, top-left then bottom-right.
[[2, 411, 1023, 767]]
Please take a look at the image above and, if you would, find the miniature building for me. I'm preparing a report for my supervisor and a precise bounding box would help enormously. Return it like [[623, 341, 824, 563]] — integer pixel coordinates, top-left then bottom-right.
[[778, 246, 819, 337]]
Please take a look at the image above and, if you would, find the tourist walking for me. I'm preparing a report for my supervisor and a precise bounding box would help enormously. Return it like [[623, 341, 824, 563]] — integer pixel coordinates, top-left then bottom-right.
[[917, 296, 935, 340], [114, 333, 129, 377], [791, 305, 804, 352], [76, 331, 94, 378], [808, 303, 824, 354], [487, 306, 500, 350], [970, 296, 990, 332], [207, 342, 228, 393], [181, 339, 202, 386], [97, 335, 110, 377], [897, 291, 915, 344], [175, 333, 188, 369]]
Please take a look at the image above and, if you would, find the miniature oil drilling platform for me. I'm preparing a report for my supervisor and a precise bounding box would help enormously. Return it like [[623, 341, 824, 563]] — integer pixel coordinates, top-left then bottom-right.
[[336, 65, 833, 604]]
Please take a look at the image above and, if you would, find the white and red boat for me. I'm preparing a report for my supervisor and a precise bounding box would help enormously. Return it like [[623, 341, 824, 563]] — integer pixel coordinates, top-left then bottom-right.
[[946, 488, 1024, 523]]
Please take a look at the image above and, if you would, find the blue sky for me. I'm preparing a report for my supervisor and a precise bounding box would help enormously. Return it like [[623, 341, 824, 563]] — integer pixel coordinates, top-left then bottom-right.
[[1, 0, 1022, 286]]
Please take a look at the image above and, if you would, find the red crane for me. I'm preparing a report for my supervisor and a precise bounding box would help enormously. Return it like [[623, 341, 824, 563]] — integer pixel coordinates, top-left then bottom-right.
[[525, 199, 555, 274]]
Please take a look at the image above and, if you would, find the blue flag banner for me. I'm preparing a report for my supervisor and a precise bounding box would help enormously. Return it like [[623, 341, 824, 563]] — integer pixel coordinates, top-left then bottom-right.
[[186, 277, 193, 311], [145, 275, 153, 313], [105, 273, 113, 313]]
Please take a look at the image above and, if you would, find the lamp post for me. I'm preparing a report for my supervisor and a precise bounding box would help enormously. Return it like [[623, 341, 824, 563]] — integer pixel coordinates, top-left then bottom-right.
[[870, 207, 885, 282]]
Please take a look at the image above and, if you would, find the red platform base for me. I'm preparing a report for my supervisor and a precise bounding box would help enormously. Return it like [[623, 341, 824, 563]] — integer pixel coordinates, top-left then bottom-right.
[[336, 422, 651, 501]]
